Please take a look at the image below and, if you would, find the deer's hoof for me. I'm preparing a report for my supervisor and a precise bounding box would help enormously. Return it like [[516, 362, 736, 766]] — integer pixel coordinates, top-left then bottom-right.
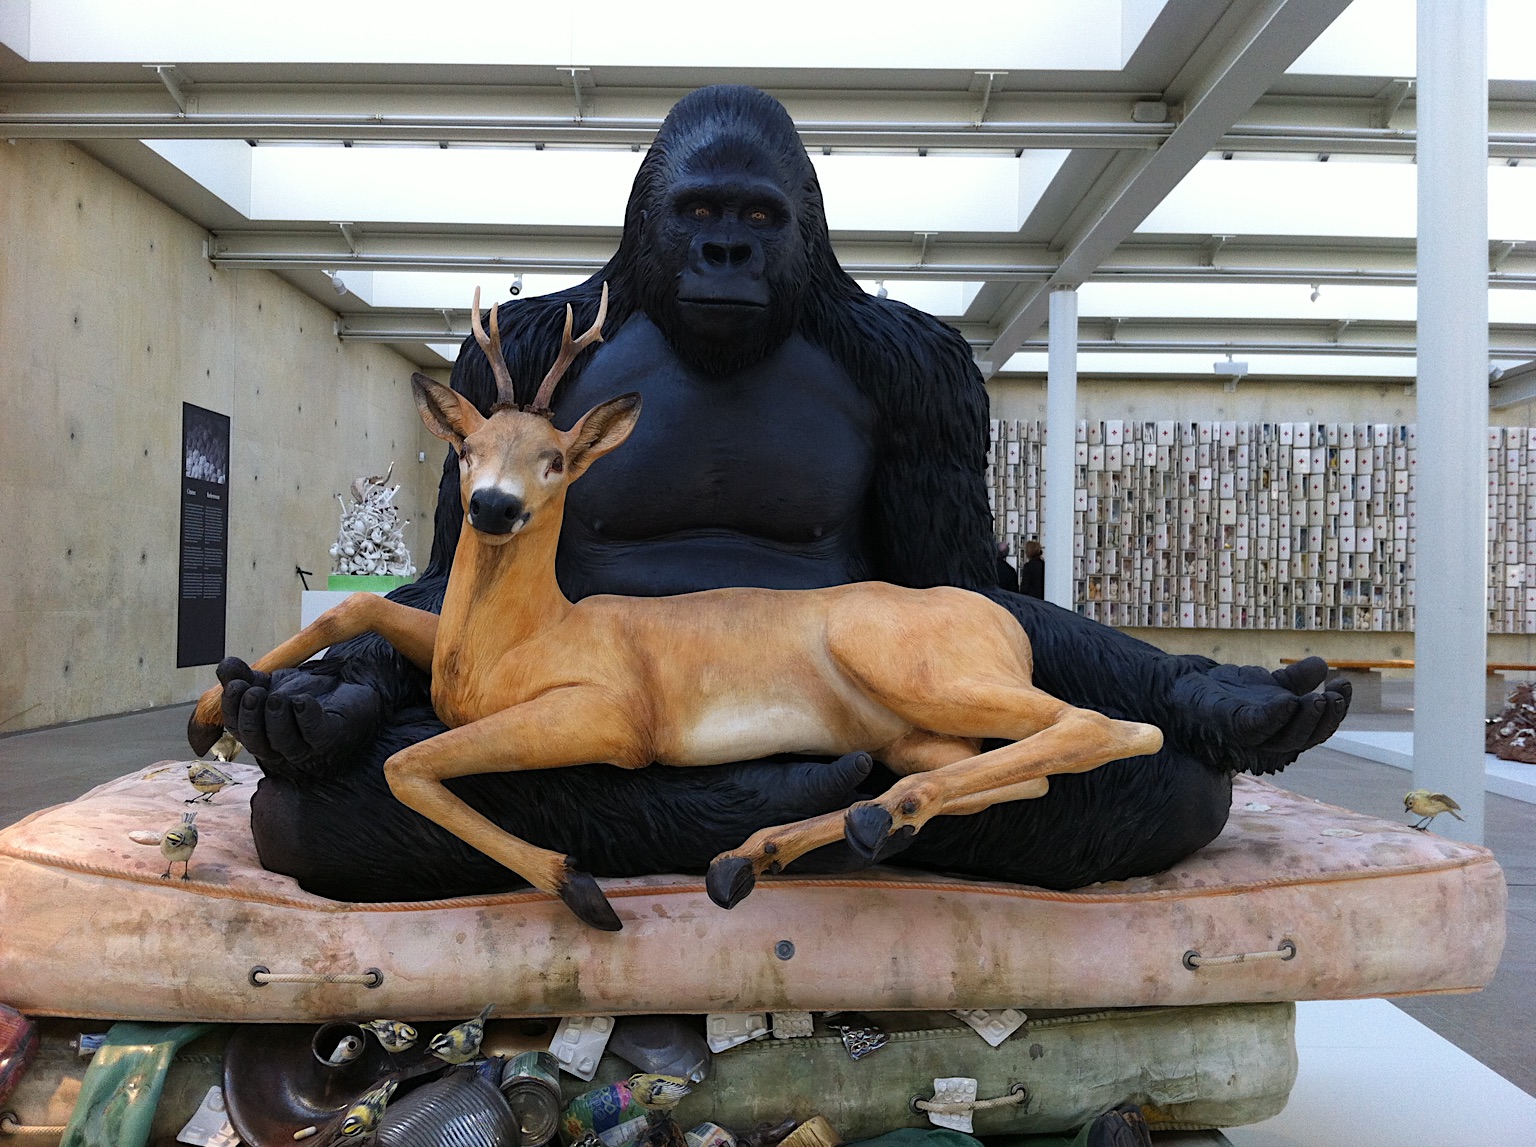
[[706, 856, 757, 910], [186, 715, 224, 758], [558, 867, 622, 932], [845, 803, 896, 860]]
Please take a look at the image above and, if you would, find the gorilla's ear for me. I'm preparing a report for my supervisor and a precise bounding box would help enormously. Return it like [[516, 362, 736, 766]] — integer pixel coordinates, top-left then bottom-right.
[[565, 393, 642, 479], [412, 373, 485, 446]]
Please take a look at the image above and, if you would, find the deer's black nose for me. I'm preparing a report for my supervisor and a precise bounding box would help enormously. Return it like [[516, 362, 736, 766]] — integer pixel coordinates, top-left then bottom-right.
[[467, 489, 526, 535]]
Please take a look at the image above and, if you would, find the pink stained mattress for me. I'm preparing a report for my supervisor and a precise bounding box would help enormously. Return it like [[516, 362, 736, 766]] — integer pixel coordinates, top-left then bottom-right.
[[0, 762, 1506, 1023]]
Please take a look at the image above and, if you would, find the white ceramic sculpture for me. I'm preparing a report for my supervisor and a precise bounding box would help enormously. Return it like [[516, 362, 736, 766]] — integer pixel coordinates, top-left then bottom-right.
[[330, 463, 416, 578]]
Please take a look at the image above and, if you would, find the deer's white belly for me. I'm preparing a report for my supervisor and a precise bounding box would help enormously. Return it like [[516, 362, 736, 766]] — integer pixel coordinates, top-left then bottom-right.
[[670, 699, 904, 766]]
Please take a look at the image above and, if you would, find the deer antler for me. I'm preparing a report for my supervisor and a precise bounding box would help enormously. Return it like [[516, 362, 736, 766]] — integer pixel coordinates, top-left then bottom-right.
[[470, 286, 516, 408], [530, 283, 608, 416]]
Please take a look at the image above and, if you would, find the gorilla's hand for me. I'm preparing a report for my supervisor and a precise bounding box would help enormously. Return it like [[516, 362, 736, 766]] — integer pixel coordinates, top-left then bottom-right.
[[1168, 655, 1351, 775], [218, 657, 383, 779]]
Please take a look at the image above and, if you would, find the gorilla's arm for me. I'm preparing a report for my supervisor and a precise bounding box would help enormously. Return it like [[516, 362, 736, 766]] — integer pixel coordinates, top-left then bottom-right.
[[820, 297, 1349, 775]]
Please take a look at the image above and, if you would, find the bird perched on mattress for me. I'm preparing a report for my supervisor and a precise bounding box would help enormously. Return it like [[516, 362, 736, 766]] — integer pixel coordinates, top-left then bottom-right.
[[631, 1073, 692, 1147], [362, 1019, 418, 1054], [1404, 789, 1465, 831], [429, 1005, 493, 1064], [185, 761, 240, 803], [159, 811, 198, 880]]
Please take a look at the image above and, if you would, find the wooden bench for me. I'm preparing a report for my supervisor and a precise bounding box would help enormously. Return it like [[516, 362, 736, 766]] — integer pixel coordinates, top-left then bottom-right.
[[1279, 658, 1536, 715]]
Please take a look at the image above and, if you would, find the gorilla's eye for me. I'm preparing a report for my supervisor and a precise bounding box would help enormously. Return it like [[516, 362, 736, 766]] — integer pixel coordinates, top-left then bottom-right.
[[747, 208, 771, 224], [691, 203, 714, 220]]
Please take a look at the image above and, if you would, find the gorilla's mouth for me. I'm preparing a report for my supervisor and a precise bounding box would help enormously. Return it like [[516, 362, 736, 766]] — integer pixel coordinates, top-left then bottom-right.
[[676, 297, 767, 310]]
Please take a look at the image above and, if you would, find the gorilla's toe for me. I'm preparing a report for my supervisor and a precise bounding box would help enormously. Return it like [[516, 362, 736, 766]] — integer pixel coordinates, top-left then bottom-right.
[[845, 803, 895, 860]]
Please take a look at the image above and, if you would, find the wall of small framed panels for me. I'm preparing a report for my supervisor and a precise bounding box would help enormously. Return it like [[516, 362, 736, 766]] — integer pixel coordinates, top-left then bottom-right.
[[989, 419, 1536, 635]]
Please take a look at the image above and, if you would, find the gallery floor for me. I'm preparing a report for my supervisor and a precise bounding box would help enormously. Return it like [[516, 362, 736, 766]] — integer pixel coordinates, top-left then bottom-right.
[[3, 683, 1536, 1143]]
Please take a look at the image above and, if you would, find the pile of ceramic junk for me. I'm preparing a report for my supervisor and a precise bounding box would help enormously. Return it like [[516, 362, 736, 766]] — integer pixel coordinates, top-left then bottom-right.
[[0, 1002, 1154, 1147], [1486, 682, 1536, 763], [330, 464, 416, 578]]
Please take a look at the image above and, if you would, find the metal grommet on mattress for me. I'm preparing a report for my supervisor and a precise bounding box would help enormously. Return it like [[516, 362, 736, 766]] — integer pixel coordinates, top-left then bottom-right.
[[1184, 939, 1297, 970]]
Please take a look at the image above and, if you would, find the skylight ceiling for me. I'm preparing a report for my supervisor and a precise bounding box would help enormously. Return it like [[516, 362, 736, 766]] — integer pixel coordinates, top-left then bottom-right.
[[5, 0, 1533, 385], [3, 0, 1162, 71], [144, 141, 1070, 233]]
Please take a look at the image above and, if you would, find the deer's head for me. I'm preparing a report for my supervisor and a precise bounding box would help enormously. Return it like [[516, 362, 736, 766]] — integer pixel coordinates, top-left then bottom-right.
[[411, 284, 640, 546]]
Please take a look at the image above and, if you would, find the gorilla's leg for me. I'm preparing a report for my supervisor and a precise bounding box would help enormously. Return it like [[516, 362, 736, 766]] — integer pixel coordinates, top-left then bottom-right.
[[251, 707, 875, 903], [984, 588, 1350, 776]]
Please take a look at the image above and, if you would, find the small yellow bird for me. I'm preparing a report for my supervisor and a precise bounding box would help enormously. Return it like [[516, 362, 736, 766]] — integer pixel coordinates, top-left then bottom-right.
[[331, 1078, 396, 1143], [628, 1074, 692, 1111], [428, 1004, 493, 1064], [160, 811, 198, 880], [186, 761, 240, 803], [362, 1019, 418, 1054], [1405, 789, 1465, 831]]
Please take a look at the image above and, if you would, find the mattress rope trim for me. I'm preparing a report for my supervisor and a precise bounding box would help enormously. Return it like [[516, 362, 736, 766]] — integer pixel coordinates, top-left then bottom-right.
[[0, 1112, 67, 1140], [912, 1083, 1029, 1116], [0, 840, 1494, 915], [248, 964, 383, 988], [1183, 939, 1298, 970]]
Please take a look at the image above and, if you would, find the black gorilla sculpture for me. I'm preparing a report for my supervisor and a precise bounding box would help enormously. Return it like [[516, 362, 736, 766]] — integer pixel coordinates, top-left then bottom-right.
[[210, 85, 1348, 904]]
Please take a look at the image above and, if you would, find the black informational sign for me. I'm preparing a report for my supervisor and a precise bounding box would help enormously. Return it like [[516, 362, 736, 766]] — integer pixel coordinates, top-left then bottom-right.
[[177, 403, 231, 667]]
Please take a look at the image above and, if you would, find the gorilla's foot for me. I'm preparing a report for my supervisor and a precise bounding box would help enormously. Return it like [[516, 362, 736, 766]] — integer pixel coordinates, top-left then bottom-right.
[[557, 863, 622, 931], [706, 855, 757, 910]]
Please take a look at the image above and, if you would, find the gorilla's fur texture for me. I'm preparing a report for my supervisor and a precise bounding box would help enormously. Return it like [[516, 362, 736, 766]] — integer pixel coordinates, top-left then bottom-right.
[[244, 86, 1346, 902]]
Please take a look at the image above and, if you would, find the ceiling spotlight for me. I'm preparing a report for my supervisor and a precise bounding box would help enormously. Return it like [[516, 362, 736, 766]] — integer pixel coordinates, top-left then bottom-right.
[[875, 281, 889, 299], [1213, 354, 1248, 392], [510, 274, 524, 297], [1309, 283, 1322, 303], [323, 270, 348, 297]]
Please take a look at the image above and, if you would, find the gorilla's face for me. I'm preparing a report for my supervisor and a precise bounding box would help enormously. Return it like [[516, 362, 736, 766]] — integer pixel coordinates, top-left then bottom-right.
[[634, 140, 812, 375]]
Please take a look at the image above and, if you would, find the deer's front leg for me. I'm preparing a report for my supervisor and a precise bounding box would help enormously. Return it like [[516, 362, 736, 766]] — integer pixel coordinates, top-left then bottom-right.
[[382, 686, 647, 932]]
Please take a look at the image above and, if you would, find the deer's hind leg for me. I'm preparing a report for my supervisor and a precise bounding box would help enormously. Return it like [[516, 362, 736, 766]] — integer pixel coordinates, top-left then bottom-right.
[[842, 681, 1162, 858], [383, 686, 648, 931], [188, 593, 439, 754]]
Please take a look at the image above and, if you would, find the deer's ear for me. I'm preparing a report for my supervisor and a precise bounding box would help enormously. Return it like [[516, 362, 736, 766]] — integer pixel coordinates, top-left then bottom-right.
[[412, 373, 484, 446], [565, 392, 642, 478]]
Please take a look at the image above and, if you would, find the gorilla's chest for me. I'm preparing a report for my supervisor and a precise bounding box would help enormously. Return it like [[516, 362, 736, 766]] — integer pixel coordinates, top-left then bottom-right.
[[549, 315, 877, 597]]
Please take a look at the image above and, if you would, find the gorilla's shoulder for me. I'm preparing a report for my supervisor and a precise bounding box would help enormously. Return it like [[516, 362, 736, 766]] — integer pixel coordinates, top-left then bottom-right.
[[804, 286, 988, 417]]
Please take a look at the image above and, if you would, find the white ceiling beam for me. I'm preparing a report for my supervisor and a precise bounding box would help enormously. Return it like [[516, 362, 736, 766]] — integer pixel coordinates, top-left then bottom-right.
[[981, 0, 1356, 376], [3, 81, 1533, 154], [1490, 358, 1536, 408], [204, 229, 1536, 287]]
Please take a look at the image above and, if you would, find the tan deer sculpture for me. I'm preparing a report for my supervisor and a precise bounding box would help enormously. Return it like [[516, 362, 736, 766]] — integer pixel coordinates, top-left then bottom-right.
[[190, 285, 1162, 930]]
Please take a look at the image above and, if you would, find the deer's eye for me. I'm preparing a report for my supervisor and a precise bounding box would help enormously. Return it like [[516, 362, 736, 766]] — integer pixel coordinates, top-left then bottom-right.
[[548, 455, 564, 475]]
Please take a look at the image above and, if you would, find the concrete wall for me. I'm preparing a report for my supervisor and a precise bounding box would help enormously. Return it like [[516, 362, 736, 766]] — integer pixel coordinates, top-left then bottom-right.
[[988, 375, 1536, 667], [0, 139, 439, 732]]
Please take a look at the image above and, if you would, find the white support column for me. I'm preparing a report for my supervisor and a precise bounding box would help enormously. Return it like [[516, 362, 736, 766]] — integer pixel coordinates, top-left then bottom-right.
[[1045, 286, 1078, 609], [1414, 0, 1488, 843]]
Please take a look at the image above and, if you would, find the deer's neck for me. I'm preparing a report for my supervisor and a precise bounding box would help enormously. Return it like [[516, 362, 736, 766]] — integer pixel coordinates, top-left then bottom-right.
[[438, 512, 572, 661]]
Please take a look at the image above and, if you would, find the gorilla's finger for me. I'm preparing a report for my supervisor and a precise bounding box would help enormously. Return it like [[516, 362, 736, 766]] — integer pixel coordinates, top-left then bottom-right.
[[236, 685, 274, 760], [216, 657, 253, 687], [264, 693, 306, 762], [270, 667, 331, 700], [1272, 656, 1328, 697], [221, 678, 251, 733], [288, 693, 329, 749], [1306, 685, 1352, 749], [1259, 692, 1330, 755], [1230, 694, 1298, 744]]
